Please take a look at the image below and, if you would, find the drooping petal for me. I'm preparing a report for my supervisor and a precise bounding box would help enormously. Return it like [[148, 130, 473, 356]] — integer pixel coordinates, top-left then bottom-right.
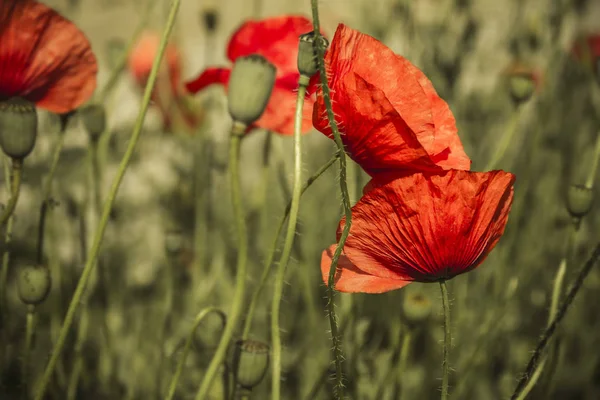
[[0, 0, 97, 113], [226, 15, 314, 78], [313, 73, 441, 175], [314, 24, 470, 171], [321, 245, 411, 293], [339, 170, 515, 285], [185, 67, 231, 93]]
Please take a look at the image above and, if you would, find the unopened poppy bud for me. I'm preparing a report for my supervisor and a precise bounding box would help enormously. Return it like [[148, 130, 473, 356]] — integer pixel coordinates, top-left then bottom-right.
[[297, 31, 325, 82], [233, 339, 269, 390], [508, 74, 536, 104], [80, 104, 106, 141], [566, 184, 593, 219], [227, 55, 276, 126], [401, 291, 432, 326], [17, 264, 51, 306], [200, 9, 219, 33], [164, 229, 184, 255], [0, 97, 38, 159]]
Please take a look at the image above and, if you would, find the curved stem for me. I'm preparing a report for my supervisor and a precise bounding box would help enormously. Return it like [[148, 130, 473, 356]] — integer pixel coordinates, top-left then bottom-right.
[[311, 3, 352, 397], [270, 82, 306, 399], [241, 153, 339, 339], [21, 305, 36, 399], [66, 307, 89, 400], [194, 122, 249, 400], [33, 3, 181, 398], [585, 131, 600, 189], [36, 124, 68, 264], [483, 105, 523, 171], [510, 242, 600, 399], [164, 307, 226, 400], [439, 280, 450, 400], [0, 158, 23, 226]]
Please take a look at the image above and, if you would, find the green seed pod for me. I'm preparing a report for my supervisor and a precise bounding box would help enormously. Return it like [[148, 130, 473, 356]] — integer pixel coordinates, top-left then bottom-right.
[[17, 265, 51, 306], [80, 104, 106, 140], [232, 339, 270, 390], [297, 31, 327, 81], [227, 55, 276, 126], [0, 97, 38, 159], [566, 184, 593, 219], [401, 290, 432, 327], [508, 74, 536, 104]]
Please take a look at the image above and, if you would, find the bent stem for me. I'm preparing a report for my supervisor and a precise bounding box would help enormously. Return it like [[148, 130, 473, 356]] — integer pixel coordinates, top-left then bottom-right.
[[241, 153, 339, 339], [311, 2, 353, 397], [510, 243, 600, 399], [165, 307, 226, 400], [33, 2, 182, 398], [0, 158, 23, 227], [439, 281, 451, 400], [21, 305, 37, 398], [194, 122, 249, 400], [270, 81, 306, 399]]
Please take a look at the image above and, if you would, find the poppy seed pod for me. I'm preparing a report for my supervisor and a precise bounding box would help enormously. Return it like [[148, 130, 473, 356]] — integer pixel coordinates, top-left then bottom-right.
[[297, 31, 327, 82], [0, 98, 38, 159], [566, 184, 593, 219], [17, 264, 51, 306], [227, 55, 276, 126], [507, 74, 536, 104], [80, 104, 106, 141], [232, 339, 270, 390], [401, 291, 432, 326]]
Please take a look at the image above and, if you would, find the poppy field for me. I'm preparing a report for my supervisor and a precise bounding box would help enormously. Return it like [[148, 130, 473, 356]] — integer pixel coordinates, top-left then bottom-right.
[[1, 0, 600, 399]]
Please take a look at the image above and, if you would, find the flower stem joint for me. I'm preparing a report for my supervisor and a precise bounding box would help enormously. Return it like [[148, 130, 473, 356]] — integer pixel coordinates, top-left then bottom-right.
[[0, 98, 38, 160], [18, 264, 52, 306], [232, 339, 270, 392], [227, 54, 276, 129], [297, 31, 329, 85]]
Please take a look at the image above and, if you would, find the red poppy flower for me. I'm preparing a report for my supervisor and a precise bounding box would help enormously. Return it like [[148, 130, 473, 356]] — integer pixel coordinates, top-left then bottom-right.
[[313, 24, 471, 176], [321, 169, 515, 293], [571, 34, 600, 77], [0, 0, 97, 113], [128, 31, 200, 130], [185, 15, 319, 135]]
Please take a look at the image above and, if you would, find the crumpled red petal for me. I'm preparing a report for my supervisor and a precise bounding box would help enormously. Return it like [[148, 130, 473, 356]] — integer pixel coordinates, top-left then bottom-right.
[[184, 67, 231, 93], [337, 169, 514, 287], [313, 24, 470, 172], [226, 15, 315, 79], [0, 0, 97, 113], [321, 245, 411, 293]]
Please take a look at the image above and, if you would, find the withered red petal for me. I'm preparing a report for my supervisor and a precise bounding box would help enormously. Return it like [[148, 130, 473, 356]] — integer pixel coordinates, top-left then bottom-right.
[[184, 67, 231, 93]]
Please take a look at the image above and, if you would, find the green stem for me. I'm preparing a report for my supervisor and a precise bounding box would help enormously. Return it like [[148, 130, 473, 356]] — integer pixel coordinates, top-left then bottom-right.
[[270, 81, 306, 400], [0, 158, 23, 226], [585, 131, 600, 189], [311, 2, 352, 397], [241, 153, 339, 339], [22, 305, 36, 399], [398, 330, 412, 377], [164, 307, 226, 400], [483, 105, 523, 171], [36, 122, 68, 264], [510, 242, 600, 399], [33, 2, 181, 398], [66, 307, 89, 400], [0, 156, 16, 314], [194, 122, 249, 400], [440, 280, 450, 400], [157, 254, 175, 395]]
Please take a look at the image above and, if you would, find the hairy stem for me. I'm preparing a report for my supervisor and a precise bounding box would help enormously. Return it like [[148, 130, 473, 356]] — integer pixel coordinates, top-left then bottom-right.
[[21, 305, 36, 399], [0, 158, 23, 226], [440, 281, 451, 400], [33, 2, 181, 398], [0, 156, 16, 314], [194, 122, 249, 400]]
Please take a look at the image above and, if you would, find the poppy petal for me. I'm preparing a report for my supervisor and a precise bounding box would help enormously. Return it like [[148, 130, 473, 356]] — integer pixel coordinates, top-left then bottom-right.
[[339, 170, 515, 284], [184, 67, 231, 94], [0, 0, 97, 113], [321, 245, 411, 293], [314, 72, 441, 175], [226, 15, 315, 78], [314, 24, 470, 171]]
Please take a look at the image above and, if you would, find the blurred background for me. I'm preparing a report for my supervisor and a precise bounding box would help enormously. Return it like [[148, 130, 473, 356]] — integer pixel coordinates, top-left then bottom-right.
[[1, 0, 600, 399]]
